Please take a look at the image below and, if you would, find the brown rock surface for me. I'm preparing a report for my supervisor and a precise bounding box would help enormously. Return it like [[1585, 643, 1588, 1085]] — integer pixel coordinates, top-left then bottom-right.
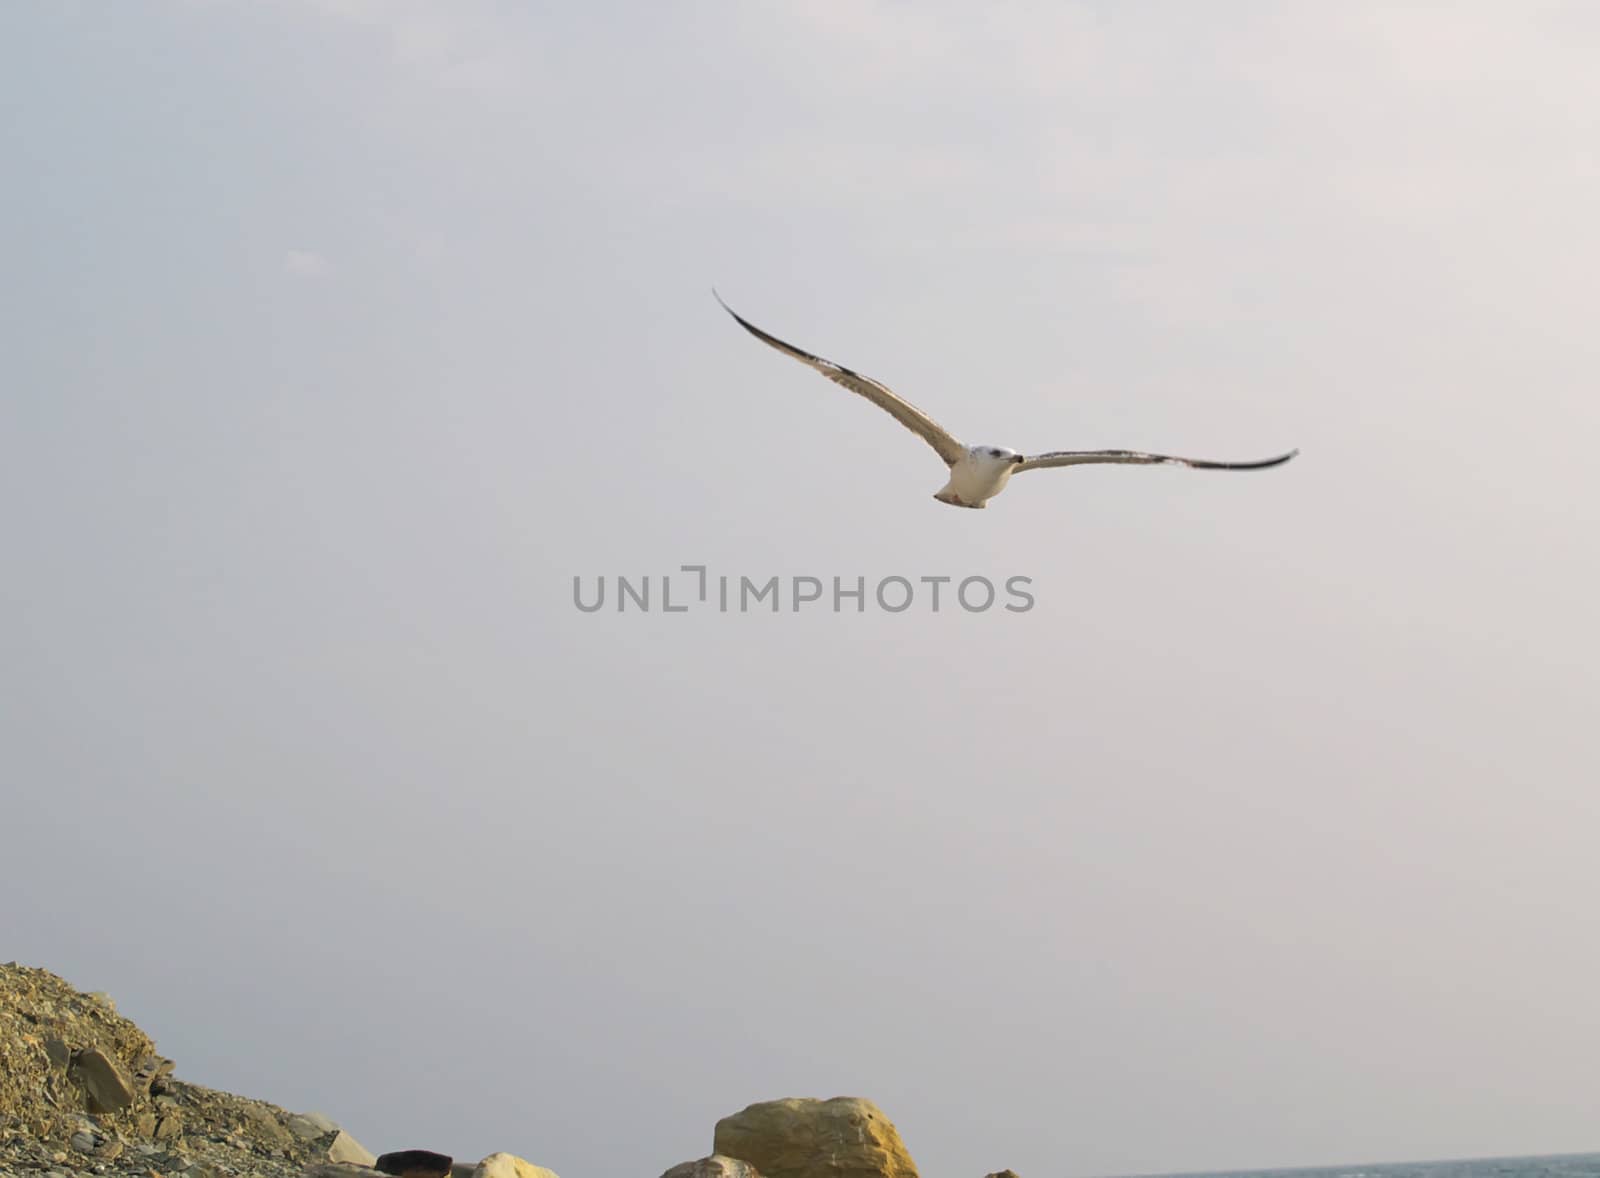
[[713, 1098, 918, 1178], [3, 963, 946, 1178], [0, 961, 156, 1140], [0, 961, 379, 1178], [662, 1155, 766, 1178], [328, 1128, 380, 1166], [474, 1152, 562, 1178], [74, 1045, 136, 1112]]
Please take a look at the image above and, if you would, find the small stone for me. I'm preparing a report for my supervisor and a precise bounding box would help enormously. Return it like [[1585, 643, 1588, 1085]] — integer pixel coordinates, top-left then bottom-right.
[[72, 1132, 98, 1154], [377, 1149, 453, 1178], [137, 1113, 159, 1137], [154, 1116, 182, 1141], [133, 1055, 176, 1095], [45, 1037, 72, 1069]]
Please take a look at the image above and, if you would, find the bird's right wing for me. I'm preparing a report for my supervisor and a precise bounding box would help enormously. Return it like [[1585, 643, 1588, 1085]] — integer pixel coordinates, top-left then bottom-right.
[[714, 291, 967, 467], [1014, 448, 1298, 473]]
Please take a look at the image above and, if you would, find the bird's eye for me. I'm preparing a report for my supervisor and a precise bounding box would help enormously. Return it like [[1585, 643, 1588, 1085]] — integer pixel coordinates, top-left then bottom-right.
[[989, 448, 1003, 457]]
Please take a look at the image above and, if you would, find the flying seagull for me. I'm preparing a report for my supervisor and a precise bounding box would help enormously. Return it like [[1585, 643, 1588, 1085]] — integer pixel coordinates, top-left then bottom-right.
[[715, 291, 1297, 509]]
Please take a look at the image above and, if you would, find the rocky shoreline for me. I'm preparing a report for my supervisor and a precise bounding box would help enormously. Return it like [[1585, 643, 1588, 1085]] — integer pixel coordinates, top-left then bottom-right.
[[1, 964, 1005, 1178]]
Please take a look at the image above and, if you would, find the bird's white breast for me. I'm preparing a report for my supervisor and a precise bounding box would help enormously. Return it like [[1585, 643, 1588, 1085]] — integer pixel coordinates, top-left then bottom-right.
[[945, 449, 1017, 504]]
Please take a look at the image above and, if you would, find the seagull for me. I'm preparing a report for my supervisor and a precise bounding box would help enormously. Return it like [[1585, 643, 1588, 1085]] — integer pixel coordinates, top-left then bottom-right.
[[715, 291, 1297, 509]]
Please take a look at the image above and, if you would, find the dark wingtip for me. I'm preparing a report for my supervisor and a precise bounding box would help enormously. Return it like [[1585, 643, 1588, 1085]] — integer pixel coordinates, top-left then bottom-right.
[[1245, 448, 1299, 469], [1233, 448, 1298, 469], [712, 288, 754, 330], [1190, 448, 1300, 471]]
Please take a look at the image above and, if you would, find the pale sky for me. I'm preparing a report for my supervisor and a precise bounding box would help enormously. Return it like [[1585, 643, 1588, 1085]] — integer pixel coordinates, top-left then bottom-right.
[[5, 4, 1600, 1178]]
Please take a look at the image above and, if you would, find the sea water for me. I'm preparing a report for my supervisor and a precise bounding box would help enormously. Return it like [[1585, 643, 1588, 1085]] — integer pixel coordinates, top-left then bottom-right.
[[1146, 1155, 1600, 1178]]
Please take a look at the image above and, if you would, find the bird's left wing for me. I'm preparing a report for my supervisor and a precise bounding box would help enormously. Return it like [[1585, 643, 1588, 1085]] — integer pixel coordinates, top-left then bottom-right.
[[714, 291, 967, 466], [1014, 448, 1298, 473]]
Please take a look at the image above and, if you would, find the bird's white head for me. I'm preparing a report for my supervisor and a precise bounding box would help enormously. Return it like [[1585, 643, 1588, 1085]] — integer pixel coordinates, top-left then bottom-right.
[[973, 445, 1024, 468]]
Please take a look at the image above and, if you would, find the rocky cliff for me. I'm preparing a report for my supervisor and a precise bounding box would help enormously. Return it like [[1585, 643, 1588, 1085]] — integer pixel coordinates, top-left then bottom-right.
[[0, 962, 393, 1178], [1, 963, 1011, 1178]]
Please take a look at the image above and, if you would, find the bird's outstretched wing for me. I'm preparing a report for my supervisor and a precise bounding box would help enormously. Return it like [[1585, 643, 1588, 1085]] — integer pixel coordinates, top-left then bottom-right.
[[1015, 448, 1298, 473], [714, 290, 967, 467]]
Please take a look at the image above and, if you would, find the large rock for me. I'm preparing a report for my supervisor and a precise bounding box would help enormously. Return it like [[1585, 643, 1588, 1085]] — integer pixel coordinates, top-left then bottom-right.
[[289, 1112, 342, 1140], [662, 1156, 765, 1178], [712, 1098, 917, 1178], [377, 1149, 453, 1178], [239, 1101, 295, 1149], [72, 1047, 134, 1112], [473, 1153, 561, 1178], [327, 1129, 378, 1167]]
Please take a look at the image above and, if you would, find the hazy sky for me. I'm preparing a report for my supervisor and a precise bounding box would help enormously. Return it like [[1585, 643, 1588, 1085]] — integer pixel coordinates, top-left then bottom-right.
[[5, 4, 1600, 1177]]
